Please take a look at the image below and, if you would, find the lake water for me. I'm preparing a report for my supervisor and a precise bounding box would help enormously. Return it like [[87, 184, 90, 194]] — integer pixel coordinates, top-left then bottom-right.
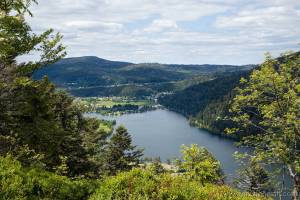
[[88, 109, 247, 183]]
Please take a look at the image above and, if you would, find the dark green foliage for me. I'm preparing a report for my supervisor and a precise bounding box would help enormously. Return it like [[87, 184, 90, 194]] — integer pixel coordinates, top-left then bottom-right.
[[96, 104, 155, 115], [189, 93, 240, 137], [0, 0, 111, 179], [102, 126, 143, 175], [100, 104, 139, 113], [158, 72, 250, 137], [0, 155, 99, 200], [0, 76, 109, 177], [68, 75, 213, 98], [119, 65, 188, 83], [33, 58, 188, 88], [167, 63, 255, 75], [159, 72, 249, 117], [234, 155, 273, 195], [33, 56, 132, 87], [70, 84, 155, 98]]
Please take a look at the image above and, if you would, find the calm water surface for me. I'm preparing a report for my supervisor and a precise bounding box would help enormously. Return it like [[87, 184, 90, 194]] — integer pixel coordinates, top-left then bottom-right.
[[88, 109, 247, 182]]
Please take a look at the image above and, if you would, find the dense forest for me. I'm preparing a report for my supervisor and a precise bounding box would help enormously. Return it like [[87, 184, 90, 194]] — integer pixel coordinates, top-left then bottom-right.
[[159, 52, 300, 141], [1, 0, 299, 200], [158, 71, 250, 137], [158, 72, 249, 116], [67, 75, 212, 98], [34, 56, 254, 88], [33, 55, 254, 98]]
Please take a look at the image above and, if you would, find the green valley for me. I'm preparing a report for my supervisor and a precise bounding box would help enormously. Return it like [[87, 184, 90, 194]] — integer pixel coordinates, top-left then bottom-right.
[[33, 56, 254, 98], [80, 97, 156, 115]]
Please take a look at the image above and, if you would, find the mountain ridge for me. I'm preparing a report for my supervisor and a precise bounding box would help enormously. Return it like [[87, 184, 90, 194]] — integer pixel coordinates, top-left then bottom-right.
[[33, 56, 255, 89]]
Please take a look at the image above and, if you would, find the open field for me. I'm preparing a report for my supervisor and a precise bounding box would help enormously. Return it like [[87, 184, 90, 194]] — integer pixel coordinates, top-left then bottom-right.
[[80, 97, 152, 108]]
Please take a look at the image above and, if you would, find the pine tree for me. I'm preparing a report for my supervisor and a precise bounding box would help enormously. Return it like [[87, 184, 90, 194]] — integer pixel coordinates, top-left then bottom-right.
[[103, 126, 143, 175], [0, 0, 66, 75], [234, 154, 273, 195], [0, 0, 108, 178]]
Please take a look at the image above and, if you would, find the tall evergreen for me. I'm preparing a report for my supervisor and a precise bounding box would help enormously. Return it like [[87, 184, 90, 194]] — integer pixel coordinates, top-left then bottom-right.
[[103, 126, 143, 175], [234, 155, 273, 195], [0, 0, 109, 178]]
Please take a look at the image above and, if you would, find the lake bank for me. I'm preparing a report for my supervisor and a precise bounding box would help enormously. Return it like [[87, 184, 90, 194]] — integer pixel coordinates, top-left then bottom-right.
[[87, 109, 247, 183]]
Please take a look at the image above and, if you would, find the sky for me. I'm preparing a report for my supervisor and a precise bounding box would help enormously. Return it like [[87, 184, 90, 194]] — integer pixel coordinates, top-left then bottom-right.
[[27, 0, 300, 65]]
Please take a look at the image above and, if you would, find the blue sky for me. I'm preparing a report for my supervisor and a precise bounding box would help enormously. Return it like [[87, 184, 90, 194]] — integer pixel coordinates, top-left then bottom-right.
[[27, 0, 300, 65]]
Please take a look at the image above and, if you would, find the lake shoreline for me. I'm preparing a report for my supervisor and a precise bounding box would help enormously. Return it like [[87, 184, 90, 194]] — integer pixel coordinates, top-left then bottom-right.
[[87, 109, 246, 183]]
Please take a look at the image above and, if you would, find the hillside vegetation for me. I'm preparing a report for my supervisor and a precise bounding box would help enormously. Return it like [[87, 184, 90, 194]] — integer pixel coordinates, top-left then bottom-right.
[[33, 56, 254, 97], [34, 56, 254, 88], [159, 52, 300, 138], [90, 168, 265, 200], [158, 71, 249, 137]]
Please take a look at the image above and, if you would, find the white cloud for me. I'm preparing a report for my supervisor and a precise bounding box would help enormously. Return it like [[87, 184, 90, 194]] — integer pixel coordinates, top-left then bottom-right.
[[64, 20, 123, 32], [25, 0, 300, 65], [143, 19, 179, 32], [216, 6, 300, 35]]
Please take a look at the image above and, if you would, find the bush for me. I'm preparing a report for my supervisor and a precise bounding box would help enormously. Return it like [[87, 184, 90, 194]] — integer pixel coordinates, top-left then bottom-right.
[[177, 144, 224, 185], [0, 155, 98, 200], [90, 168, 268, 200]]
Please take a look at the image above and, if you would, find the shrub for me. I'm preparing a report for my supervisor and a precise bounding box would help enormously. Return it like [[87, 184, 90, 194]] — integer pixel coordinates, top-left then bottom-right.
[[0, 155, 98, 200], [90, 168, 268, 200]]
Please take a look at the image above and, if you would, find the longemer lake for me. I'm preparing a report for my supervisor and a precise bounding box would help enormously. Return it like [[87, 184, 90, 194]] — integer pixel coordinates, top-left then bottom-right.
[[88, 109, 248, 183]]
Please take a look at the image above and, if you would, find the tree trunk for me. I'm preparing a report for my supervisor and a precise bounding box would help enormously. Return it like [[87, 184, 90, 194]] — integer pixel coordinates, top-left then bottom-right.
[[292, 175, 300, 200]]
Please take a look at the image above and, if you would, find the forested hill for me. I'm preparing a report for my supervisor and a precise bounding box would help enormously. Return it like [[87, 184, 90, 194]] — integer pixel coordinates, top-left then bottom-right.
[[158, 52, 300, 136], [158, 71, 250, 136], [33, 56, 254, 89]]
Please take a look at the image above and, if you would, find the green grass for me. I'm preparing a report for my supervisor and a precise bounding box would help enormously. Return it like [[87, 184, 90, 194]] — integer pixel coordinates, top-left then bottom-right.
[[81, 97, 152, 108], [95, 100, 148, 107]]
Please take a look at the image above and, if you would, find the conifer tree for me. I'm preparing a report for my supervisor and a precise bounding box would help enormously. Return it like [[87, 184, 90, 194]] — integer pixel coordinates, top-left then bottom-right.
[[0, 0, 107, 178], [234, 154, 273, 195], [103, 126, 143, 175]]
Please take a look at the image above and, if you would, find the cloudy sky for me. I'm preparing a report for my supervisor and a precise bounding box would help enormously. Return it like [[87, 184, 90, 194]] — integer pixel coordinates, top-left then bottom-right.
[[27, 0, 300, 65]]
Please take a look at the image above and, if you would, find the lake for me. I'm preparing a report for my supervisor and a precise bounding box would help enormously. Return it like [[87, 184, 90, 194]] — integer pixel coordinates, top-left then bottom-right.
[[88, 109, 247, 183]]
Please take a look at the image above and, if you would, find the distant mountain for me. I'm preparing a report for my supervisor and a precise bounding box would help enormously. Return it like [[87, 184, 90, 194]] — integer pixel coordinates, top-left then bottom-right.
[[33, 57, 188, 88], [33, 56, 255, 91], [33, 56, 133, 87]]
